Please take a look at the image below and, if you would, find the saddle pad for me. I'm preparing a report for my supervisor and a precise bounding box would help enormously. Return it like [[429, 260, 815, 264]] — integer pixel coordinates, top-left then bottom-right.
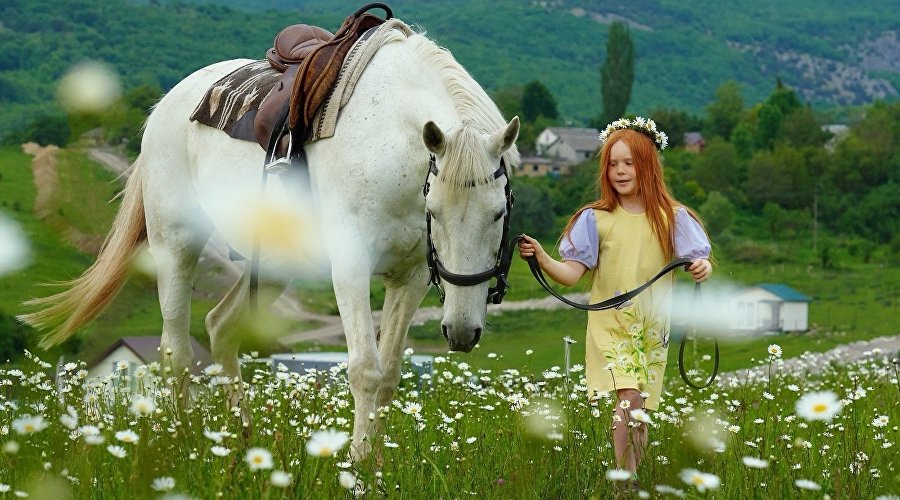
[[189, 60, 282, 142], [309, 19, 414, 142]]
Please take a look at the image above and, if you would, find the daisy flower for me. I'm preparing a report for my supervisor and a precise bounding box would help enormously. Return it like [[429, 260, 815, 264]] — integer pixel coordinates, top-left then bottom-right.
[[115, 429, 139, 444], [12, 415, 48, 435], [130, 396, 156, 417], [742, 456, 769, 469], [211, 446, 231, 457], [767, 344, 782, 358], [270, 471, 292, 488], [305, 429, 349, 457], [794, 479, 821, 490], [338, 470, 356, 490], [630, 409, 653, 424], [107, 445, 127, 458], [605, 469, 632, 481], [245, 447, 274, 471], [795, 391, 842, 421], [680, 469, 720, 492], [872, 415, 889, 428], [151, 477, 175, 492]]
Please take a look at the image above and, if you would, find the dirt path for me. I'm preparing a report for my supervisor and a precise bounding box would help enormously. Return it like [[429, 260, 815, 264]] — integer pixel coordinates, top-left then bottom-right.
[[719, 334, 900, 382]]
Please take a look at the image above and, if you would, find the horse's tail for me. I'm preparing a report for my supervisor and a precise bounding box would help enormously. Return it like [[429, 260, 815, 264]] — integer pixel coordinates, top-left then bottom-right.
[[19, 157, 148, 348]]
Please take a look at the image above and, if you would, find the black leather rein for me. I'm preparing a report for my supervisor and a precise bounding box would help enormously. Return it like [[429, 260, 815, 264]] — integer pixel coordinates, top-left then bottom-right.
[[513, 234, 719, 389]]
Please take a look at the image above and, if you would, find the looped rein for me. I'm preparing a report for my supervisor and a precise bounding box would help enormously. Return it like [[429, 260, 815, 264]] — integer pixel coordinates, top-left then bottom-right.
[[512, 235, 718, 389]]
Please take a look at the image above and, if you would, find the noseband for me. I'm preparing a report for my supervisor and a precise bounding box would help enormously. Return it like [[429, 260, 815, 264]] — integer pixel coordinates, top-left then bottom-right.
[[423, 154, 516, 304]]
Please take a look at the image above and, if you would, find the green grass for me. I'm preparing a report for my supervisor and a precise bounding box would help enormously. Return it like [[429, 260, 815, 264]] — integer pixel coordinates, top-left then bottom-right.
[[0, 346, 897, 498]]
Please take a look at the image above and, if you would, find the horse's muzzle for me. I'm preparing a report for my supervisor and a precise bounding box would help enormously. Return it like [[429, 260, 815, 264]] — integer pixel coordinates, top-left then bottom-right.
[[442, 323, 482, 352]]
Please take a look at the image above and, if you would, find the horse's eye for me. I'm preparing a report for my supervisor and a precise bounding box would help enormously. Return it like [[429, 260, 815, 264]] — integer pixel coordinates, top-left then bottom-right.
[[493, 209, 506, 222]]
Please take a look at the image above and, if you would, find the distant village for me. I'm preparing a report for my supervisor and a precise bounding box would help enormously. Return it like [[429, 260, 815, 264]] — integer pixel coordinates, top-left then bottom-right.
[[517, 127, 707, 177]]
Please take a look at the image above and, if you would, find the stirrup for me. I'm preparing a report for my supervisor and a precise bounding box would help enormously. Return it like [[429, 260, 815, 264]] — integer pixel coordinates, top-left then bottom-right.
[[264, 132, 293, 174]]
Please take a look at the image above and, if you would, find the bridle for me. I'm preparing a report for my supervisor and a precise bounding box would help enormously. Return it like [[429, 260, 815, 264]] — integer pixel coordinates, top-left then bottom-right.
[[422, 154, 517, 305]]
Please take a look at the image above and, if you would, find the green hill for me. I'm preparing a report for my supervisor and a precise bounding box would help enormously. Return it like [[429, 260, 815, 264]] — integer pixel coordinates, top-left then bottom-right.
[[1, 0, 897, 140]]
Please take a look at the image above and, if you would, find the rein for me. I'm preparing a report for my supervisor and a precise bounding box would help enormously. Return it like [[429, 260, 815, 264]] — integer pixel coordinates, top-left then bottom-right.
[[513, 234, 719, 389]]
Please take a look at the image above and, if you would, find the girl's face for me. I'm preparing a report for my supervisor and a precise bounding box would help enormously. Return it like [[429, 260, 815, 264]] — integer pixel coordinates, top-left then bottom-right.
[[607, 140, 638, 199]]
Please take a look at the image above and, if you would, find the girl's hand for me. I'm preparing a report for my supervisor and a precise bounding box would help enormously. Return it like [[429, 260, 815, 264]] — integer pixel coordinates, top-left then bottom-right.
[[518, 234, 545, 261], [689, 258, 712, 282]]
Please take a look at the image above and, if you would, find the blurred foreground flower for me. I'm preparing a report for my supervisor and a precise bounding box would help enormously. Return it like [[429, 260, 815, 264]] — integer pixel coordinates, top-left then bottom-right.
[[57, 60, 122, 113], [605, 469, 632, 481], [0, 214, 30, 276], [794, 479, 821, 491], [795, 390, 842, 421]]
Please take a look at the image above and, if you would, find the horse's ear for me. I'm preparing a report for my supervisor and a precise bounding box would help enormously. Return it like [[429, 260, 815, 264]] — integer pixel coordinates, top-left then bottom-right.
[[423, 121, 446, 156], [491, 116, 520, 156]]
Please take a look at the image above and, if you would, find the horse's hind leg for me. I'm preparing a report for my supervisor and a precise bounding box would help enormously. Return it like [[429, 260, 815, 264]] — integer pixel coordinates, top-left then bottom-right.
[[148, 220, 212, 384], [206, 270, 285, 378], [205, 269, 285, 428]]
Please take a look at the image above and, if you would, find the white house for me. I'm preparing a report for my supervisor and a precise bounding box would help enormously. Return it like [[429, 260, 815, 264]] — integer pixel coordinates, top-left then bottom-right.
[[535, 127, 599, 163], [86, 336, 213, 379], [731, 284, 811, 333]]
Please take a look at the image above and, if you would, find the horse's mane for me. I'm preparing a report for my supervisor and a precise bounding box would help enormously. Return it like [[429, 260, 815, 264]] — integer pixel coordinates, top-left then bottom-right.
[[406, 34, 521, 191]]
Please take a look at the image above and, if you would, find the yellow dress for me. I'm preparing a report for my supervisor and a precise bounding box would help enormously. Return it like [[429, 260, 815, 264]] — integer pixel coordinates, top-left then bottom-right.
[[585, 207, 673, 410]]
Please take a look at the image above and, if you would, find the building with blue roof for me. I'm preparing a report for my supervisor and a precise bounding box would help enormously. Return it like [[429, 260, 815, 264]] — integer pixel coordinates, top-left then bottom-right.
[[731, 283, 811, 333]]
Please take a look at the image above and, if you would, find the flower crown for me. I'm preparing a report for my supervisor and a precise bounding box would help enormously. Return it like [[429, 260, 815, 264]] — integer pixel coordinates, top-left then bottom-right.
[[598, 116, 668, 151]]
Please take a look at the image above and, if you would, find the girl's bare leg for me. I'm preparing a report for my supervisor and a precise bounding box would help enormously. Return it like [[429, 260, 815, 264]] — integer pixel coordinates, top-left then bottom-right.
[[612, 388, 648, 473]]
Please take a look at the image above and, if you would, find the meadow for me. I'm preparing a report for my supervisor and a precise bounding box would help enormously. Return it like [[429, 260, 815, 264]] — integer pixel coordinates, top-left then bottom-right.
[[0, 344, 896, 499]]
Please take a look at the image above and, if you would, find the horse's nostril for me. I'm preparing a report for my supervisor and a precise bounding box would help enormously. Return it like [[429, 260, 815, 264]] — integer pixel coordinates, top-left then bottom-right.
[[472, 327, 482, 345], [441, 324, 449, 341]]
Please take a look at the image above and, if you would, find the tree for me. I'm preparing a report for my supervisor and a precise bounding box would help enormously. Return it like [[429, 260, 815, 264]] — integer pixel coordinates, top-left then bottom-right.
[[699, 191, 735, 237], [690, 138, 743, 202], [648, 108, 704, 149], [705, 81, 743, 139], [600, 21, 634, 125], [509, 182, 557, 240], [521, 81, 558, 122], [492, 85, 524, 122]]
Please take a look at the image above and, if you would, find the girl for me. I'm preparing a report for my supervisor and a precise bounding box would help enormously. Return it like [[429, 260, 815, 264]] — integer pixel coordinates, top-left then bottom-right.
[[518, 118, 712, 480]]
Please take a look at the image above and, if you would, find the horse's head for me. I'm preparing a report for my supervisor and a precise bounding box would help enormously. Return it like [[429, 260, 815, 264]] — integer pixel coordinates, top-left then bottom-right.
[[422, 116, 520, 352]]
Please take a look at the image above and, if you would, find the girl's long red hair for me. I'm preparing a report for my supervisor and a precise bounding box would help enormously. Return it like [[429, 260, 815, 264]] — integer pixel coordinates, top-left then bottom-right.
[[561, 129, 705, 260]]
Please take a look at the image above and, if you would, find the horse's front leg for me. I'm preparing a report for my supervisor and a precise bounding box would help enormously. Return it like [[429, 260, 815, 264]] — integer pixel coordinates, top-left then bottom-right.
[[331, 251, 381, 462], [375, 265, 431, 419]]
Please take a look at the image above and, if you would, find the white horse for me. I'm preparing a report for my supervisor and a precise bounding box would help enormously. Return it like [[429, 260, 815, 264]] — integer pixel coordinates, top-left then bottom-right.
[[20, 29, 520, 459]]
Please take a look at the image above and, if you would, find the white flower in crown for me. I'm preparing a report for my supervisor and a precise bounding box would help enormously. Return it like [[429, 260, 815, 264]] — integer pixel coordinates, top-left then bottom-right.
[[598, 116, 668, 151]]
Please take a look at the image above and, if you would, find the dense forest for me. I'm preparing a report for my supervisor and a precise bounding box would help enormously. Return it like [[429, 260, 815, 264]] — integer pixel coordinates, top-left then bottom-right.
[[1, 0, 897, 141]]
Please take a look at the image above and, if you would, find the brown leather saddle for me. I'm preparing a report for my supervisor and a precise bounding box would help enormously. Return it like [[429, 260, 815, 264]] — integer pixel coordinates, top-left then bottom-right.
[[254, 3, 391, 162]]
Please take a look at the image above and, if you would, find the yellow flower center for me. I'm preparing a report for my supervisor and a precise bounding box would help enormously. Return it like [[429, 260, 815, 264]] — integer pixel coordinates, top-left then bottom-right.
[[813, 403, 827, 413], [24, 424, 35, 433], [692, 476, 704, 485]]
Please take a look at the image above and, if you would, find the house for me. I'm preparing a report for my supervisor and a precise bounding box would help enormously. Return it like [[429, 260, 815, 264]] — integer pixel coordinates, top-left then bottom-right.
[[684, 132, 706, 153], [86, 336, 213, 379], [730, 284, 811, 334], [535, 127, 599, 163], [516, 156, 573, 177]]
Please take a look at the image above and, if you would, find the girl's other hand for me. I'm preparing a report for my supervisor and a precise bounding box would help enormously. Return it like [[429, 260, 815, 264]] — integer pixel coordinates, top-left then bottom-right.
[[689, 258, 711, 282], [518, 234, 545, 260]]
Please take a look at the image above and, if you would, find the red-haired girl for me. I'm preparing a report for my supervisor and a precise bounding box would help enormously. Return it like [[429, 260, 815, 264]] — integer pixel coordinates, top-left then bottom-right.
[[518, 117, 712, 482]]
